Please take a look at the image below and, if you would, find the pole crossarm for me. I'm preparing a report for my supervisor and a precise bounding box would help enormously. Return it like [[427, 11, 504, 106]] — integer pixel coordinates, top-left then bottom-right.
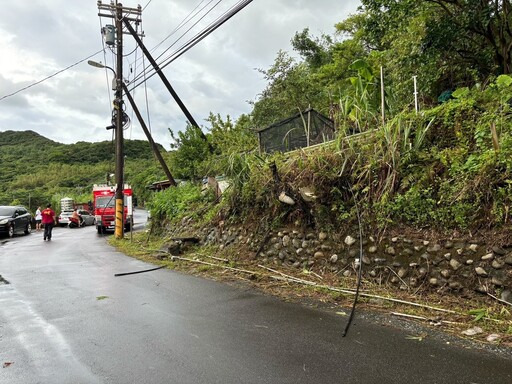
[[97, 1, 142, 19]]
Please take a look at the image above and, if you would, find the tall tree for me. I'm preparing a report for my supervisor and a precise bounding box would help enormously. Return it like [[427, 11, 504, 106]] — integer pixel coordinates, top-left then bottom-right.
[[168, 124, 211, 180], [428, 0, 512, 74], [360, 0, 512, 76], [291, 28, 333, 68], [251, 51, 324, 128]]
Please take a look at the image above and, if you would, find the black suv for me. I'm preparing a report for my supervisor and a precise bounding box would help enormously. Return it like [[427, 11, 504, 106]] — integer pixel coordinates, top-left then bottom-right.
[[0, 206, 32, 238]]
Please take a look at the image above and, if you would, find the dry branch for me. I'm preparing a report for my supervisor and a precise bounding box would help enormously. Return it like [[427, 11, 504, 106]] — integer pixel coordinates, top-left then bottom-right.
[[487, 292, 512, 307], [171, 256, 459, 315], [171, 256, 259, 276], [258, 265, 457, 314], [204, 255, 229, 263]]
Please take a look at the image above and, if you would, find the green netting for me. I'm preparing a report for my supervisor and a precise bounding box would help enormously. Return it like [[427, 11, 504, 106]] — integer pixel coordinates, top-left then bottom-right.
[[257, 109, 335, 153]]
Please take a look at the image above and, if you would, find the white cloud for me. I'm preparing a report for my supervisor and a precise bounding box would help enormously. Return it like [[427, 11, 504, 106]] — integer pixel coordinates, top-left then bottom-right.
[[0, 0, 361, 149]]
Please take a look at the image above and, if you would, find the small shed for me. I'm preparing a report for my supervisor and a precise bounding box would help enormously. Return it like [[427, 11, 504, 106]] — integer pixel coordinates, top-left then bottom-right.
[[257, 108, 335, 153], [149, 179, 174, 191]]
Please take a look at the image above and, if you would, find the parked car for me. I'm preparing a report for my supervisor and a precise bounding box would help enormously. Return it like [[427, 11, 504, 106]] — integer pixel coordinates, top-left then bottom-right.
[[78, 210, 96, 226], [0, 205, 32, 238], [59, 209, 95, 227], [58, 211, 74, 226]]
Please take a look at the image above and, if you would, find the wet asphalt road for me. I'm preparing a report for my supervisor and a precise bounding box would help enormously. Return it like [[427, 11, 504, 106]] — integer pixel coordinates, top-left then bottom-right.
[[0, 209, 511, 383]]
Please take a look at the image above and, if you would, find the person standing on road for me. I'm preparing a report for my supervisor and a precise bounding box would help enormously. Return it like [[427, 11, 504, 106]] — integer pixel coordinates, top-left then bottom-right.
[[41, 203, 56, 241], [35, 206, 42, 231]]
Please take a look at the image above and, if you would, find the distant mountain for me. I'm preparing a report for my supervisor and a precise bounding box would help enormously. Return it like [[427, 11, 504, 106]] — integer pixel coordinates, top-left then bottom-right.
[[0, 130, 60, 147], [0, 130, 166, 164]]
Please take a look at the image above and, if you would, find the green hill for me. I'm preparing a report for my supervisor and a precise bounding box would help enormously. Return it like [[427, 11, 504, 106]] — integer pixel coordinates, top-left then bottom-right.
[[0, 130, 169, 211], [0, 130, 59, 147]]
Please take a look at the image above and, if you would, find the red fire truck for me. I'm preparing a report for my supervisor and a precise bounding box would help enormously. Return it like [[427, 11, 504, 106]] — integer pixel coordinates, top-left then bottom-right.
[[93, 184, 133, 233]]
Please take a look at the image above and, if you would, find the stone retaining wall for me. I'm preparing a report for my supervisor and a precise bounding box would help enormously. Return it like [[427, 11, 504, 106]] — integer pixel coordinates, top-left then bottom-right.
[[169, 220, 512, 303]]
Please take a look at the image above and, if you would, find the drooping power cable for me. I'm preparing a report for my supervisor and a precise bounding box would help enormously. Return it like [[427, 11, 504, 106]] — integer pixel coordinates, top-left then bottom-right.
[[342, 185, 364, 337], [0, 49, 105, 102]]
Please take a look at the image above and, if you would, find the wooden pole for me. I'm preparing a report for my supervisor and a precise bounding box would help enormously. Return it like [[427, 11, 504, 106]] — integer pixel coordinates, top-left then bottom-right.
[[114, 1, 124, 239]]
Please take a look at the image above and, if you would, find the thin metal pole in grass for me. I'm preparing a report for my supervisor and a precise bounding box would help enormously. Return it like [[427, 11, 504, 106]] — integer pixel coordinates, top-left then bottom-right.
[[380, 66, 385, 127], [413, 75, 419, 113]]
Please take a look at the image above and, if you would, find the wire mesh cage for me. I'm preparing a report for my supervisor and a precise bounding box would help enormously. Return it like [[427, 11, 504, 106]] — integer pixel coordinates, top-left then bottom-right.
[[257, 108, 335, 153]]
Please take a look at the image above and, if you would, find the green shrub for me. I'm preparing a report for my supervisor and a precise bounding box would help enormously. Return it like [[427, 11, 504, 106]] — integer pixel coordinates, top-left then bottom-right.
[[148, 183, 206, 223]]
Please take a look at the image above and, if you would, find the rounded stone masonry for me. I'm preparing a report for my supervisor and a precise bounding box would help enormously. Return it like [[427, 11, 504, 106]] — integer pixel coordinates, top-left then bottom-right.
[[179, 220, 512, 295]]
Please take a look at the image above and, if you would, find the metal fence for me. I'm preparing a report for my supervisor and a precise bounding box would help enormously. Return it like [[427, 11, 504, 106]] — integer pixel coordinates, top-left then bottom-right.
[[257, 108, 335, 153]]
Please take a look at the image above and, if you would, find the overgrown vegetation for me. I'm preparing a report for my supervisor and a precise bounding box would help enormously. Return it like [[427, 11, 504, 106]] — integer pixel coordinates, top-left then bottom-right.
[[150, 76, 512, 235], [147, 1, 512, 237]]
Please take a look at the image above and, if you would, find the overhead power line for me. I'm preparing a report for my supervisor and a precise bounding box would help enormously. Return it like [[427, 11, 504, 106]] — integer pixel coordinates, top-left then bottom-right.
[[128, 0, 254, 92], [152, 0, 222, 63], [0, 49, 105, 102], [151, 0, 216, 55], [0, 1, 253, 103], [128, 0, 220, 84]]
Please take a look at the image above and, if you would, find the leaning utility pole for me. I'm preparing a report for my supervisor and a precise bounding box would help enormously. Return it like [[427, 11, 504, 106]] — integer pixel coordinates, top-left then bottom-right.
[[123, 19, 213, 152], [97, 1, 142, 239]]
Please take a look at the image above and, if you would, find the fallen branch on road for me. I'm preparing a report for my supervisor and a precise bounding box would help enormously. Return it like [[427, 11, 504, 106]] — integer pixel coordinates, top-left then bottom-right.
[[258, 265, 457, 314], [390, 312, 463, 326]]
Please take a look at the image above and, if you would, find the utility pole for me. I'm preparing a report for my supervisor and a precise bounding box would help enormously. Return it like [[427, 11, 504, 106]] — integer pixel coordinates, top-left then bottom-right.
[[97, 1, 142, 239], [114, 2, 124, 239]]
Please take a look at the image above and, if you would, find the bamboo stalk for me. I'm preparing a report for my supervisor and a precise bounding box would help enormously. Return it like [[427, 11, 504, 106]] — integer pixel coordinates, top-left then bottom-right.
[[259, 265, 457, 314], [204, 254, 229, 263], [171, 256, 258, 276], [487, 292, 512, 307], [391, 312, 429, 321], [259, 265, 317, 285], [390, 312, 463, 326], [171, 257, 459, 315]]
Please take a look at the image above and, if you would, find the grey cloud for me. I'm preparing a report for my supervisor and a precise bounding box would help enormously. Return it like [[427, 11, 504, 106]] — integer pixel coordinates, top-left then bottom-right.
[[0, 0, 361, 148]]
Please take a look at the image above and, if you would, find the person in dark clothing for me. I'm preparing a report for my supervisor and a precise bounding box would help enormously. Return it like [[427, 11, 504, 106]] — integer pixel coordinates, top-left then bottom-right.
[[41, 203, 56, 241]]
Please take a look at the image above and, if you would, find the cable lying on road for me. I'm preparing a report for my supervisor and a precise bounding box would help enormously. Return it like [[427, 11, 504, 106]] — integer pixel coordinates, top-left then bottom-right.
[[114, 265, 166, 277]]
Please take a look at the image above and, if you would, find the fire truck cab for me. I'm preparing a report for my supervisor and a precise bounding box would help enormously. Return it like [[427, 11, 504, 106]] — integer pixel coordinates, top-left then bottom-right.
[[93, 184, 133, 234]]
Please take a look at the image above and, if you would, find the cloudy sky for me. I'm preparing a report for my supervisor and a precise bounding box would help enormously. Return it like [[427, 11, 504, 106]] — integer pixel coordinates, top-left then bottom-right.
[[0, 0, 360, 149]]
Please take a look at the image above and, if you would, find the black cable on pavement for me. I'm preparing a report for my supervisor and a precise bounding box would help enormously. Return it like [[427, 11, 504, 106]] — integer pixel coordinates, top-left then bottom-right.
[[114, 265, 165, 277]]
